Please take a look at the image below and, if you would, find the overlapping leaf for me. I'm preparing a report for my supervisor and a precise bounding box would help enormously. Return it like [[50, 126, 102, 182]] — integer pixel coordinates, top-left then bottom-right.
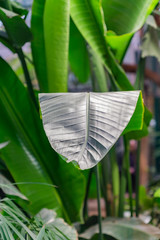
[[102, 0, 159, 62]]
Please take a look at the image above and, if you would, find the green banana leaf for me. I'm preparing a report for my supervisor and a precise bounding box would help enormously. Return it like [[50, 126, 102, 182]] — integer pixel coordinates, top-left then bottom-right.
[[0, 7, 32, 48], [44, 0, 70, 92], [69, 19, 90, 83], [102, 0, 159, 62], [70, 0, 134, 91], [0, 57, 86, 222], [70, 0, 152, 139], [31, 0, 48, 92]]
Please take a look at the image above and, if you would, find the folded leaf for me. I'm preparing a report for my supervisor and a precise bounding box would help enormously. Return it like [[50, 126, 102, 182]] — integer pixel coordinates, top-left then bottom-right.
[[39, 91, 141, 170]]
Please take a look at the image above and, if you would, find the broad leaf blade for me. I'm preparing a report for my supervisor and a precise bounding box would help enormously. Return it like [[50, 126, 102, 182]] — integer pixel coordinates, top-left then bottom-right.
[[0, 57, 86, 222], [102, 0, 159, 62], [39, 91, 141, 170], [44, 0, 70, 92]]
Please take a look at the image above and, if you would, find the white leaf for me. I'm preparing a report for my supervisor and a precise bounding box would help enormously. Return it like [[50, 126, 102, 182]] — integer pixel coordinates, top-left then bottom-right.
[[39, 91, 140, 170]]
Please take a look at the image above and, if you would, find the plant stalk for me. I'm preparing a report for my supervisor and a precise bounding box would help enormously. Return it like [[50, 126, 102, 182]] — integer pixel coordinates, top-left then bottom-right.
[[101, 155, 112, 217], [125, 140, 133, 217], [110, 146, 119, 216], [136, 141, 141, 217], [16, 48, 39, 111], [118, 136, 130, 217], [95, 164, 103, 240], [83, 168, 93, 220]]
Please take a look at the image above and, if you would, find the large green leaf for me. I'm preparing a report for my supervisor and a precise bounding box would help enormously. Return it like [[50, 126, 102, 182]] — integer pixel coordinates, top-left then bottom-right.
[[70, 0, 134, 91], [102, 0, 159, 62], [39, 91, 142, 170], [31, 0, 48, 92], [0, 57, 85, 222], [44, 0, 70, 92], [69, 19, 90, 83], [80, 218, 160, 240], [0, 7, 32, 48]]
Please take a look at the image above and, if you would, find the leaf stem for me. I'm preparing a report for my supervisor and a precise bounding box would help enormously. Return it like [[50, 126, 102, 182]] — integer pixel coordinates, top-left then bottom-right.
[[136, 141, 141, 217], [119, 136, 129, 217], [94, 164, 103, 240], [83, 168, 93, 220], [125, 139, 133, 217], [16, 48, 39, 111], [101, 155, 111, 217], [110, 146, 119, 216]]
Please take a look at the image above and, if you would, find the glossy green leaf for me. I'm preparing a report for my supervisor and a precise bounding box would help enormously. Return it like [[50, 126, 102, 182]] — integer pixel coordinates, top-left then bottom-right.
[[102, 0, 159, 62], [69, 19, 90, 83], [80, 218, 160, 240], [122, 92, 144, 135], [44, 0, 70, 92], [0, 57, 85, 222], [70, 0, 134, 91], [126, 106, 152, 140], [0, 7, 32, 48], [31, 0, 48, 92]]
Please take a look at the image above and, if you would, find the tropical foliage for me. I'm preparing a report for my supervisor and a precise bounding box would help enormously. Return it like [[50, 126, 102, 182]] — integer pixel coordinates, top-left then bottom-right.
[[0, 0, 159, 239]]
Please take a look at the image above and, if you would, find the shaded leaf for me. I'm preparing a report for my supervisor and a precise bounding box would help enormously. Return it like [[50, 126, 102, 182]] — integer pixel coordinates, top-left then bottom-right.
[[69, 19, 90, 83], [89, 48, 108, 92], [80, 218, 160, 240], [0, 7, 32, 48], [11, 1, 28, 18], [31, 0, 48, 92], [0, 57, 86, 222], [70, 0, 134, 91], [141, 26, 160, 62], [39, 91, 141, 170], [44, 0, 70, 92]]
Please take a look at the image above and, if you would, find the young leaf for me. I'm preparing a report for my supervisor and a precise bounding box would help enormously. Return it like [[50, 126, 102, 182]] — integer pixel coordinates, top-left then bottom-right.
[[39, 91, 142, 170]]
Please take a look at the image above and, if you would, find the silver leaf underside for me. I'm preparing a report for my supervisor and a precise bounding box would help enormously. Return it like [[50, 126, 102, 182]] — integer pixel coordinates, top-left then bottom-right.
[[39, 91, 140, 170]]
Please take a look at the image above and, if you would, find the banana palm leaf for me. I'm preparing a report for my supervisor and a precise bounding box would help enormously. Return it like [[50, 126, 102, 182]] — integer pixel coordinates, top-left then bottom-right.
[[0, 57, 85, 222]]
